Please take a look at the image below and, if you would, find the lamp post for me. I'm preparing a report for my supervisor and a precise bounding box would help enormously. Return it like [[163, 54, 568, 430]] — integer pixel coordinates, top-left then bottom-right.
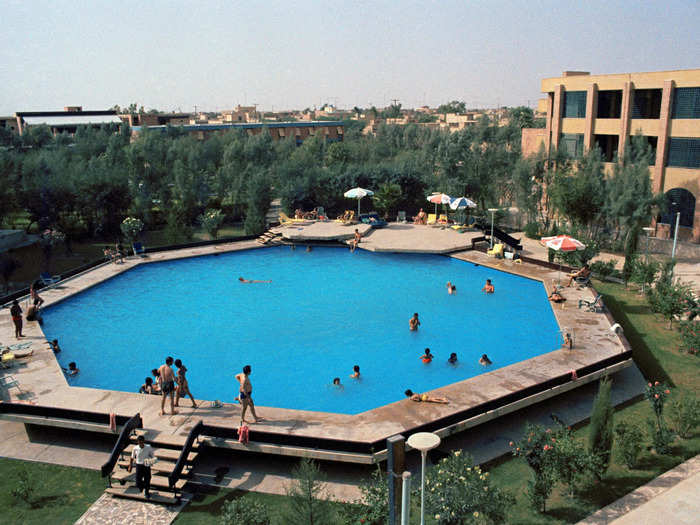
[[671, 211, 681, 260], [406, 432, 441, 525], [642, 226, 654, 293], [488, 208, 498, 249]]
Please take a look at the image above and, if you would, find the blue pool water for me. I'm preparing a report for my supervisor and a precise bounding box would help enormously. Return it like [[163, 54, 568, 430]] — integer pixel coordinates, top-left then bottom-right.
[[42, 246, 560, 414]]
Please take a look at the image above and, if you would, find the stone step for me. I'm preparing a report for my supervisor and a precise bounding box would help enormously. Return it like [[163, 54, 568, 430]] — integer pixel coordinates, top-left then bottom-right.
[[105, 486, 182, 506], [110, 470, 189, 491], [117, 459, 191, 476], [122, 445, 198, 463]]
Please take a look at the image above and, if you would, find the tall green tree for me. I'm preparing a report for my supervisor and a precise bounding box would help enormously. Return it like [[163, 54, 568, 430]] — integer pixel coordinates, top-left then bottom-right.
[[588, 376, 615, 479]]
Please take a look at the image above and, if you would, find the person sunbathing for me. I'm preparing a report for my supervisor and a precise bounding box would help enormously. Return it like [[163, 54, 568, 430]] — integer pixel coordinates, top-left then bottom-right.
[[405, 389, 449, 404], [548, 291, 566, 303], [413, 208, 427, 224], [294, 209, 304, 219], [566, 264, 591, 287]]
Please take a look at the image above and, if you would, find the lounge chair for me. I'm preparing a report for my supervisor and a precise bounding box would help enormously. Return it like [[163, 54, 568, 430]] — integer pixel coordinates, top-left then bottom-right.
[[334, 210, 355, 225], [574, 274, 591, 287], [397, 211, 407, 223], [39, 272, 60, 286], [316, 207, 328, 220], [487, 243, 504, 258], [1, 351, 15, 369], [279, 212, 310, 225], [437, 214, 449, 225], [579, 294, 604, 313], [359, 212, 388, 228], [0, 374, 22, 393], [426, 213, 437, 225], [132, 241, 147, 257]]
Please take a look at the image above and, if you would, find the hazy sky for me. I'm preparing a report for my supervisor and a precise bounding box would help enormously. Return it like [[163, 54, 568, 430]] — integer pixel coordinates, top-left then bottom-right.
[[2, 0, 698, 114]]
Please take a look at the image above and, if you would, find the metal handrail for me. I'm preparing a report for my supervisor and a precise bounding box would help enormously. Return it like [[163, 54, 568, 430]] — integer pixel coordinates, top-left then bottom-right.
[[100, 413, 143, 481], [169, 420, 203, 490]]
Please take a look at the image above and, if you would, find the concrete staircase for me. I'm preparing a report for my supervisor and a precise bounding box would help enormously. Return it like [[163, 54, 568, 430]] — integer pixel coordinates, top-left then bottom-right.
[[106, 430, 200, 506]]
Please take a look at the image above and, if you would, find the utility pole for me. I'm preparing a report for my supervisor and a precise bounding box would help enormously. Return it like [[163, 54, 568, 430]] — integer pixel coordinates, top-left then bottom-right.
[[391, 98, 400, 107]]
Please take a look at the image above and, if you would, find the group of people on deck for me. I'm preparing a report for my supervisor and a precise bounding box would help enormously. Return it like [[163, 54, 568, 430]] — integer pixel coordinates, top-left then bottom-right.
[[142, 356, 197, 415]]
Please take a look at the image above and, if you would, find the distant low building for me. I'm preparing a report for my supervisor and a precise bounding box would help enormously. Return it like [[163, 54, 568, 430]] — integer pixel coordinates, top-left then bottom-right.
[[15, 106, 123, 135]]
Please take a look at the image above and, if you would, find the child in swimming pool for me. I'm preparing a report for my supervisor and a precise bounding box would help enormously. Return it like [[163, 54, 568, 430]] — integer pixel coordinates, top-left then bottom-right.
[[350, 365, 360, 379], [420, 348, 433, 363]]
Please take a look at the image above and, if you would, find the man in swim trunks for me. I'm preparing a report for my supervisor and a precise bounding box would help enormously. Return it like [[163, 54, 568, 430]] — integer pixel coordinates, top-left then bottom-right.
[[482, 279, 495, 294], [10, 299, 23, 338], [409, 313, 420, 331], [404, 389, 449, 404], [236, 365, 263, 424], [158, 356, 178, 416], [350, 229, 362, 252]]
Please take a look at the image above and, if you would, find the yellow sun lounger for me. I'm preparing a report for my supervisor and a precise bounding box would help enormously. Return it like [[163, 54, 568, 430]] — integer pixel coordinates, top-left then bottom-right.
[[426, 213, 437, 225], [279, 212, 311, 226]]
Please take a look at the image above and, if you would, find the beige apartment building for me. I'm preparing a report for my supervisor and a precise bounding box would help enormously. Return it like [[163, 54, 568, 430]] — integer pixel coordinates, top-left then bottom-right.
[[526, 69, 700, 243]]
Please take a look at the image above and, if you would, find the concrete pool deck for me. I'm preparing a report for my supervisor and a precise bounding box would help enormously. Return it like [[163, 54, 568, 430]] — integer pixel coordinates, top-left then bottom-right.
[[0, 227, 634, 461]]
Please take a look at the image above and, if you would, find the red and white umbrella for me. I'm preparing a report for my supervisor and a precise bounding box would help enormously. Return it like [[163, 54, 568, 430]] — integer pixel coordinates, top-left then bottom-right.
[[540, 235, 586, 285], [540, 235, 586, 252], [426, 193, 452, 215]]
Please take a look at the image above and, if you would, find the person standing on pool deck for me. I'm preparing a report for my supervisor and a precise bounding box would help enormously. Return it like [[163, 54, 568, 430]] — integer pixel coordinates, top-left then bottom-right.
[[409, 313, 420, 331], [158, 357, 178, 416], [482, 279, 495, 294], [9, 299, 23, 338], [236, 365, 263, 424], [174, 359, 197, 408]]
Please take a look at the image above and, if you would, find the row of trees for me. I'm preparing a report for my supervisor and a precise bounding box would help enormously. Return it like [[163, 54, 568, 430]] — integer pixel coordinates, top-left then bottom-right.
[[0, 108, 660, 258]]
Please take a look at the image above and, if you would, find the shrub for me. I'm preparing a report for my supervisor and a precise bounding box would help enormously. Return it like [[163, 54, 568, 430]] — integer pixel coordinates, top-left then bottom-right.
[[678, 320, 699, 355], [199, 208, 225, 239], [339, 466, 388, 525], [524, 222, 540, 239], [630, 259, 660, 291], [614, 422, 644, 468], [647, 419, 674, 455], [588, 377, 614, 479], [511, 423, 557, 512], [11, 469, 35, 505], [667, 395, 700, 439], [646, 278, 694, 329], [281, 458, 335, 525], [590, 259, 617, 280], [423, 450, 514, 524], [220, 496, 270, 525], [645, 381, 674, 454], [120, 216, 144, 242], [550, 429, 596, 496]]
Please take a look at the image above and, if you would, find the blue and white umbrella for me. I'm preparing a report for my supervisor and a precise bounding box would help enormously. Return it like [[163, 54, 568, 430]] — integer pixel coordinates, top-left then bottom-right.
[[344, 187, 374, 215], [449, 196, 477, 210]]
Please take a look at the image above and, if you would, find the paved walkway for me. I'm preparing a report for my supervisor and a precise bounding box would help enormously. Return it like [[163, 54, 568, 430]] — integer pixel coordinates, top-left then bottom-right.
[[579, 455, 700, 525], [75, 492, 187, 525]]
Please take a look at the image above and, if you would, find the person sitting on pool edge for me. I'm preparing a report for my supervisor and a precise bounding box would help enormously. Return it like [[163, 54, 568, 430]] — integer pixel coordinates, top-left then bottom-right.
[[139, 377, 159, 395], [409, 313, 420, 331], [420, 348, 433, 363], [350, 365, 360, 379], [482, 279, 495, 294], [479, 354, 492, 366], [350, 229, 362, 253], [404, 389, 449, 404], [447, 281, 456, 295], [448, 352, 458, 364]]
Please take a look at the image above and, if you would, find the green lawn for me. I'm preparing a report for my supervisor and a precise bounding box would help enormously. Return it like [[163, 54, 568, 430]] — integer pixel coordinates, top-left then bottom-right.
[[484, 279, 700, 523], [1, 280, 696, 524], [0, 458, 105, 525]]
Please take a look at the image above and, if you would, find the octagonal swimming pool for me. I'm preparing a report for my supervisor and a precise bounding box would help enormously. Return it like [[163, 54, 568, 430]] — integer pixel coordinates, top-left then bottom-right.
[[42, 246, 560, 414]]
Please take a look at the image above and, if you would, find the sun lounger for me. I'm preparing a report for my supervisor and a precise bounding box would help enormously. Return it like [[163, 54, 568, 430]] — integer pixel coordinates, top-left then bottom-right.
[[132, 241, 147, 257], [426, 213, 437, 225], [0, 374, 22, 393], [437, 214, 449, 225], [359, 212, 388, 228], [39, 272, 60, 286], [397, 211, 407, 223], [334, 210, 355, 224], [487, 243, 504, 258], [578, 294, 604, 312]]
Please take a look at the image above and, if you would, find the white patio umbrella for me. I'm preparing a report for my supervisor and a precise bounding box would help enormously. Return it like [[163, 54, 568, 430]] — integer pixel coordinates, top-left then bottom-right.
[[449, 196, 477, 225], [344, 187, 374, 215], [540, 234, 586, 285], [426, 193, 452, 215]]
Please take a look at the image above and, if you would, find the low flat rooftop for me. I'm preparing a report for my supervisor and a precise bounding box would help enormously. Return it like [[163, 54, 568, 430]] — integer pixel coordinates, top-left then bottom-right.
[[0, 233, 631, 456]]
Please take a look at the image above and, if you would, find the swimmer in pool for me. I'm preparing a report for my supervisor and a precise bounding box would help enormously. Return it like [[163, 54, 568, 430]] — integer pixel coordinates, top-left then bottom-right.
[[404, 389, 449, 404], [479, 354, 492, 366], [447, 282, 456, 295], [482, 279, 494, 294], [238, 277, 272, 283], [350, 365, 360, 379], [420, 348, 433, 363], [409, 313, 420, 331], [448, 352, 458, 364], [333, 377, 342, 386]]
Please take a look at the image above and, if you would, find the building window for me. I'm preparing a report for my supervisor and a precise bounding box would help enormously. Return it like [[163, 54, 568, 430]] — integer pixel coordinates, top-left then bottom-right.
[[560, 133, 584, 157], [563, 91, 586, 118], [671, 87, 700, 119], [642, 136, 658, 165], [597, 90, 622, 118], [667, 138, 700, 168], [631, 89, 662, 119], [594, 134, 619, 162]]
